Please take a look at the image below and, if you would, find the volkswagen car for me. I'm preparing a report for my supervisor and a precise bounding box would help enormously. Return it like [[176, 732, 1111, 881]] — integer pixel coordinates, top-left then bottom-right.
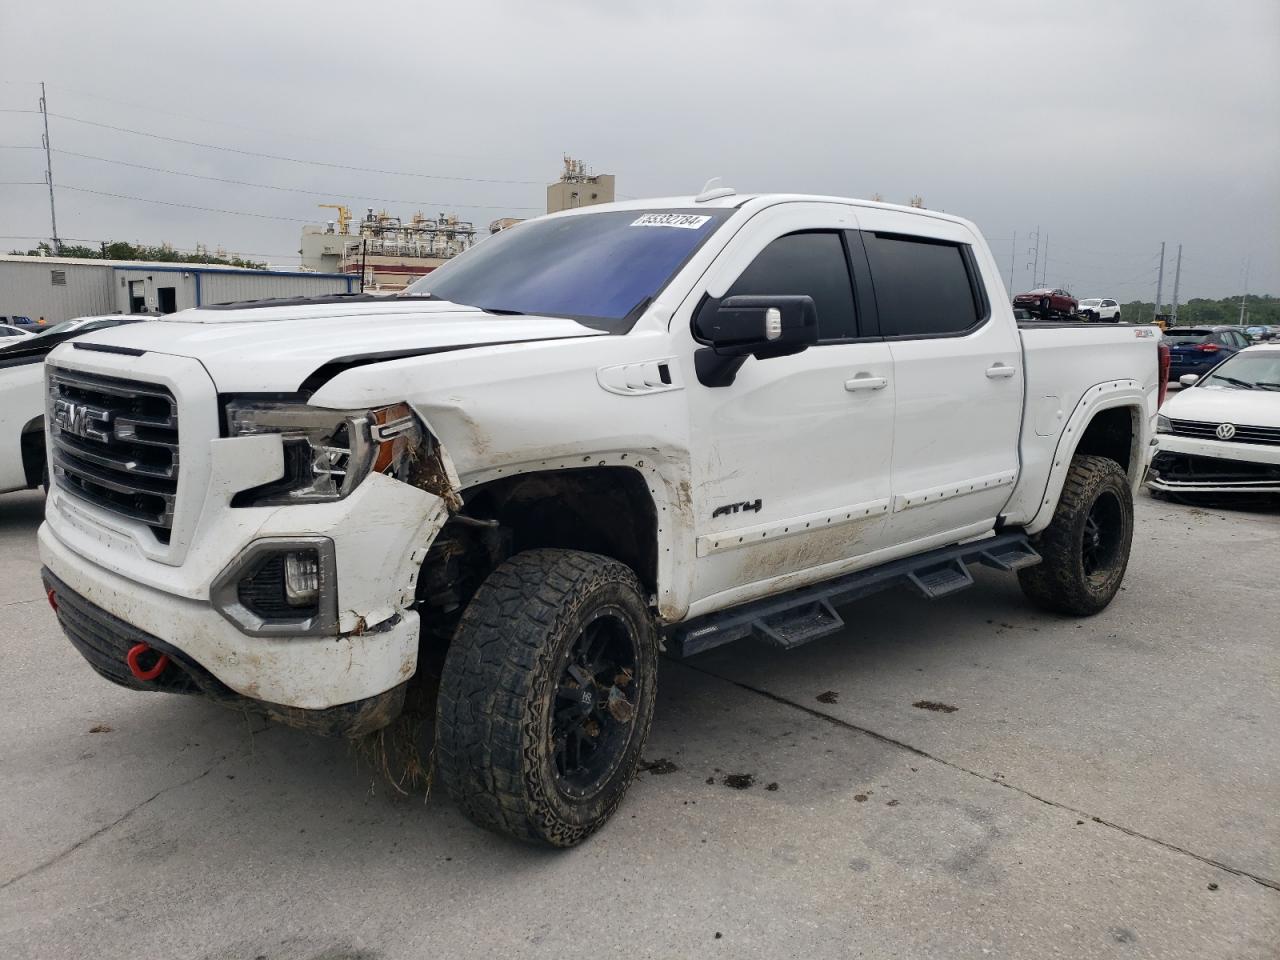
[[1149, 344, 1280, 497]]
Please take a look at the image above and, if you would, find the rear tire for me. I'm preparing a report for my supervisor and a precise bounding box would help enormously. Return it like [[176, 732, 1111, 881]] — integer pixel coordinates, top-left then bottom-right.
[[436, 549, 657, 847], [1019, 455, 1134, 616]]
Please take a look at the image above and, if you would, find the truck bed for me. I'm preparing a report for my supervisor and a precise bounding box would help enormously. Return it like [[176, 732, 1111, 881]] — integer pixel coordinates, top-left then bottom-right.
[[1002, 322, 1161, 529]]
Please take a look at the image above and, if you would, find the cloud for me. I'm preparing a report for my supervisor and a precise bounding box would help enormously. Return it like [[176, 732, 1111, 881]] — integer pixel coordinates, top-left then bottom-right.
[[1, 0, 1275, 298]]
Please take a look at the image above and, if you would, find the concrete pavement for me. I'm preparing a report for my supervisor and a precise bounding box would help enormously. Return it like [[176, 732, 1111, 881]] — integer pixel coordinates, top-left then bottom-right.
[[0, 488, 1276, 959]]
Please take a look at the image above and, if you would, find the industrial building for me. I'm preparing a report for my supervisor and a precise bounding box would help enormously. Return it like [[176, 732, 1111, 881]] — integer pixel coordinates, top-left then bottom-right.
[[298, 157, 617, 291], [299, 206, 477, 291], [546, 157, 615, 213], [0, 255, 355, 324]]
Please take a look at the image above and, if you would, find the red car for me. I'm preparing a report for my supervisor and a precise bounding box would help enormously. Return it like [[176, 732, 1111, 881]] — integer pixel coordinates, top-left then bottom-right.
[[1013, 287, 1077, 319]]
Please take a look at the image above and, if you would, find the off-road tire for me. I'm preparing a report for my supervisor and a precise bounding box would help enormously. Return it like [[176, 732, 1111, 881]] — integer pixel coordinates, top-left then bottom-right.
[[1018, 454, 1133, 616], [436, 549, 657, 847]]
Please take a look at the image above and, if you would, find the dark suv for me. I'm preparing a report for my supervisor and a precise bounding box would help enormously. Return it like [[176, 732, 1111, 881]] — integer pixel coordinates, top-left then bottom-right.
[[1164, 326, 1252, 382]]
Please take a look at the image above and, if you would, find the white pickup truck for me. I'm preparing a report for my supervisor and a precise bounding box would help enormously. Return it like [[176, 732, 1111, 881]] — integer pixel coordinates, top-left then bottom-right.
[[39, 191, 1163, 846]]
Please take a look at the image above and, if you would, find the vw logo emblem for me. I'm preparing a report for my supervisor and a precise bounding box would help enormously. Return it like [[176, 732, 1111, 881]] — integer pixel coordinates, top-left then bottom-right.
[[1216, 422, 1236, 441]]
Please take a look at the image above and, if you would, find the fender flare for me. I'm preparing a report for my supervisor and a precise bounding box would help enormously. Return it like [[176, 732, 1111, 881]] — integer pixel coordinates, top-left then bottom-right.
[[1025, 378, 1148, 534], [459, 451, 694, 622]]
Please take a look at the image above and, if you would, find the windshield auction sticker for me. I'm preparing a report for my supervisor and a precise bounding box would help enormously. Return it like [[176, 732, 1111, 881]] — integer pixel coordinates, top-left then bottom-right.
[[630, 213, 711, 229]]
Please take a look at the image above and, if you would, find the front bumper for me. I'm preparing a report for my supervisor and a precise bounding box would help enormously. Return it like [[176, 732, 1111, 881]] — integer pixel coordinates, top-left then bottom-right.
[[1147, 433, 1280, 493], [40, 469, 448, 711], [42, 568, 405, 737]]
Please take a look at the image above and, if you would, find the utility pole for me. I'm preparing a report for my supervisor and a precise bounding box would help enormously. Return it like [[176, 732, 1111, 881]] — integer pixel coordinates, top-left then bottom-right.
[[1238, 258, 1249, 325], [1009, 231, 1016, 293], [1042, 234, 1049, 286], [1170, 244, 1182, 323], [39, 81, 59, 253], [1153, 242, 1166, 318], [1028, 227, 1040, 289]]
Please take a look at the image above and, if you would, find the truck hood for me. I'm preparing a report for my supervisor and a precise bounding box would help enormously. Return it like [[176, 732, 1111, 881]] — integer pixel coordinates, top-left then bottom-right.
[[1164, 384, 1280, 428], [57, 300, 608, 393]]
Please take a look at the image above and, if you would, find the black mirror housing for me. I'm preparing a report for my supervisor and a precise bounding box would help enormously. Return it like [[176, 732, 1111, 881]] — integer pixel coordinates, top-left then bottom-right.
[[692, 294, 820, 387], [695, 295, 819, 358]]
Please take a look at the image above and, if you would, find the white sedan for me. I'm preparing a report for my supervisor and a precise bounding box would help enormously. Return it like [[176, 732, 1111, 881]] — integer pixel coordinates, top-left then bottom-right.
[[1149, 344, 1280, 495], [0, 323, 34, 341]]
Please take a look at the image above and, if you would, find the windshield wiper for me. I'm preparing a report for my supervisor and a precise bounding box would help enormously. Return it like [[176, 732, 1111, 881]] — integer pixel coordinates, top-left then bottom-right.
[[479, 306, 527, 316], [1209, 375, 1256, 389], [1253, 381, 1280, 391]]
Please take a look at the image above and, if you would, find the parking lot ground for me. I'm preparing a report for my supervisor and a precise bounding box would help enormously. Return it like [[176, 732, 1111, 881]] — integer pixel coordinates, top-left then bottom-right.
[[1, 489, 1277, 960]]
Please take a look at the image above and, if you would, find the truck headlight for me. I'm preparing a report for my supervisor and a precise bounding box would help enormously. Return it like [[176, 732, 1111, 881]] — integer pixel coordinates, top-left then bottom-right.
[[225, 399, 422, 505], [1156, 414, 1172, 434]]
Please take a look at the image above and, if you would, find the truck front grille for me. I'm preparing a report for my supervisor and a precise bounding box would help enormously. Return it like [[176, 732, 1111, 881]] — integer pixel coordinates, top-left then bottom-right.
[[1168, 418, 1280, 446], [48, 367, 180, 542]]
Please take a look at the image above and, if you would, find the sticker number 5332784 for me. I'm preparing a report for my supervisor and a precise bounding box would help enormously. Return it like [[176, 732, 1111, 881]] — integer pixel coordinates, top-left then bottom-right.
[[631, 213, 711, 229]]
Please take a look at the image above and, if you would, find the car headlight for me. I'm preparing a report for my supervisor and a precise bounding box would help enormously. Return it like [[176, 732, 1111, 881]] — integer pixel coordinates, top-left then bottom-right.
[[225, 399, 422, 505], [1156, 414, 1172, 434]]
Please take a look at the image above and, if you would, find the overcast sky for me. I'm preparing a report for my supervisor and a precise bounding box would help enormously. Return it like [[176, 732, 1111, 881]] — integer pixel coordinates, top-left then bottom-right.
[[2, 0, 1277, 303]]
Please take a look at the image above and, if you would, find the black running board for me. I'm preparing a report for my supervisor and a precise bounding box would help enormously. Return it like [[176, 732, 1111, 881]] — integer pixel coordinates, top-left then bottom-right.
[[666, 531, 1040, 658]]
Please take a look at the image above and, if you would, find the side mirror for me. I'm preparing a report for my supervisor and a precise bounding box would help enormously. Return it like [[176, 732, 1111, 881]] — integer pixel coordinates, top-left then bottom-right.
[[693, 295, 819, 387], [1179, 374, 1199, 386]]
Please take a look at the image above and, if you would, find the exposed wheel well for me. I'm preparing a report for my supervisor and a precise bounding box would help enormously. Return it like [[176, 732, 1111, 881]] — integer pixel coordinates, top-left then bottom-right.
[[463, 467, 658, 591], [1073, 406, 1137, 478], [412, 466, 661, 650], [19, 416, 44, 488]]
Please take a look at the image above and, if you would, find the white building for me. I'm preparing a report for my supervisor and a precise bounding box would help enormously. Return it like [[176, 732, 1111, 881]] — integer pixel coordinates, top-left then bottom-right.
[[0, 255, 356, 324]]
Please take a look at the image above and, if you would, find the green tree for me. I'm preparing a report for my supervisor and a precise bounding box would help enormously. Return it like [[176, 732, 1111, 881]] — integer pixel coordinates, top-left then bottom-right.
[[7, 240, 265, 270], [1119, 295, 1279, 327]]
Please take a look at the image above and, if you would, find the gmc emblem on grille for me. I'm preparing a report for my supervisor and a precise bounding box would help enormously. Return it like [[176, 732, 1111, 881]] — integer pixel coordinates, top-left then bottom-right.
[[52, 399, 113, 443]]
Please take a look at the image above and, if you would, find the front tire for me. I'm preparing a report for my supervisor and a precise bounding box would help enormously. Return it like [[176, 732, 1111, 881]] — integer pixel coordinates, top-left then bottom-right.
[[436, 549, 658, 847], [1018, 455, 1134, 616]]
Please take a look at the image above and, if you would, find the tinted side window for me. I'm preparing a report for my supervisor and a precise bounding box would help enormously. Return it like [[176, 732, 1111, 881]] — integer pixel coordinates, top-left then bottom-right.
[[862, 233, 981, 337], [726, 231, 858, 341]]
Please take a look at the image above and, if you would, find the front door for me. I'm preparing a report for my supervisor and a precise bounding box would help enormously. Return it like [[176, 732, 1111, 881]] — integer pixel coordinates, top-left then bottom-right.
[[853, 207, 1024, 549], [679, 202, 897, 615]]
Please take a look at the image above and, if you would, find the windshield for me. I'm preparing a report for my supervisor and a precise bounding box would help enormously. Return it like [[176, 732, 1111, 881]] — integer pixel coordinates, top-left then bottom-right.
[[1200, 352, 1280, 391], [1080, 299, 1101, 306], [0, 317, 133, 355], [29, 318, 107, 338], [1164, 329, 1213, 345], [402, 208, 731, 331]]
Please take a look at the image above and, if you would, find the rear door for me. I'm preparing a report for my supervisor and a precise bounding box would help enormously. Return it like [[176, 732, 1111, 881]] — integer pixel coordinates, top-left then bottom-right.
[[853, 208, 1024, 549]]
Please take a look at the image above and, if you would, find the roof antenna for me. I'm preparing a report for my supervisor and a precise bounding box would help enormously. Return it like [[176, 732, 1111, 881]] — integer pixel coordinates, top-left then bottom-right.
[[695, 177, 736, 203]]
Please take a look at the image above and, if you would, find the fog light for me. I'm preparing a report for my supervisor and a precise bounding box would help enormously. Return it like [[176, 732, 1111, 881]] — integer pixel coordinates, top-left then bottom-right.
[[284, 550, 321, 607]]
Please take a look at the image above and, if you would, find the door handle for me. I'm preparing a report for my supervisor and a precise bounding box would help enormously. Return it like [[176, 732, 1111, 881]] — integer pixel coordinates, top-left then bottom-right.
[[845, 374, 888, 392], [985, 363, 1016, 379]]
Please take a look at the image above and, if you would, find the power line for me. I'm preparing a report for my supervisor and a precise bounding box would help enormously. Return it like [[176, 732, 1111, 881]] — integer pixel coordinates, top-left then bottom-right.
[[40, 82, 500, 162], [5, 179, 316, 223], [50, 148, 542, 211], [5, 108, 541, 185], [55, 183, 320, 222]]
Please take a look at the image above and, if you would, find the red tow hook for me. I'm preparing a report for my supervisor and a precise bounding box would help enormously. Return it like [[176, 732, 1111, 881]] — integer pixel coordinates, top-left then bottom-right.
[[126, 643, 170, 682], [46, 588, 58, 611]]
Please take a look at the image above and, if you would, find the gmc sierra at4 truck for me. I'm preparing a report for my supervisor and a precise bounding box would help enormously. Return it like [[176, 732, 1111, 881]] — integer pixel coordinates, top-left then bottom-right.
[[38, 190, 1163, 847]]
